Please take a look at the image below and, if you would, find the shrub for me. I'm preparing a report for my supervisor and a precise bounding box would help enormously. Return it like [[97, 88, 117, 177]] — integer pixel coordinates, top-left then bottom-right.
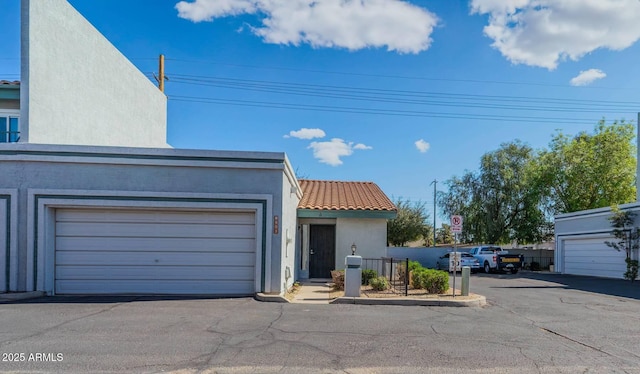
[[362, 269, 378, 285], [624, 258, 639, 281], [530, 261, 540, 271], [331, 270, 345, 290], [411, 268, 448, 294], [369, 276, 390, 291], [397, 260, 423, 282], [408, 260, 423, 272]]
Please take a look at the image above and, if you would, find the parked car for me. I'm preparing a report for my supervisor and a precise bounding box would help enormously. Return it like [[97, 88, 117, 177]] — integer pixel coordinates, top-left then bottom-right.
[[468, 245, 524, 274], [435, 252, 480, 273]]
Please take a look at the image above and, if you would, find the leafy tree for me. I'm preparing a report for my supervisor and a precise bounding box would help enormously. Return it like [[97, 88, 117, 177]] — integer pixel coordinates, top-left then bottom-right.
[[439, 141, 550, 244], [605, 208, 639, 281], [387, 199, 430, 246], [436, 224, 454, 244], [537, 120, 636, 214], [421, 225, 435, 247]]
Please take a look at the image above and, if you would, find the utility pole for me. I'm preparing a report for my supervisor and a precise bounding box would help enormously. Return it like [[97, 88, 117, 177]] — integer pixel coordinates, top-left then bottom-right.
[[430, 179, 437, 247], [154, 54, 167, 93], [159, 54, 165, 93]]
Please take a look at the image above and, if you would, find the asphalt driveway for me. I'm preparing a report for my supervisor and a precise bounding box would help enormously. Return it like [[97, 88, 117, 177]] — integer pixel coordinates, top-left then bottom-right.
[[1, 272, 639, 373]]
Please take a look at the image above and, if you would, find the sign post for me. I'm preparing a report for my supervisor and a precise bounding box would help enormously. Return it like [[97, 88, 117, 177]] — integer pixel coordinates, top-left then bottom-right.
[[450, 216, 463, 298]]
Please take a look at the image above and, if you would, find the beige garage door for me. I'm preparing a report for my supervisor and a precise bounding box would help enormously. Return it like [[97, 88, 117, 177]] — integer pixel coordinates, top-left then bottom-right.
[[563, 237, 627, 279], [55, 208, 256, 295]]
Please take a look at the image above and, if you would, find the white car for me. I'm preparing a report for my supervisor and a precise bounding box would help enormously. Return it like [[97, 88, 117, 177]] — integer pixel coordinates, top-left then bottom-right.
[[436, 252, 480, 273]]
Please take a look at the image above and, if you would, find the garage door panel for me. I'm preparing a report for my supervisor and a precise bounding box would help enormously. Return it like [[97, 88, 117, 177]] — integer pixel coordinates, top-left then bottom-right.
[[54, 208, 258, 295], [56, 237, 256, 252], [564, 247, 621, 256], [563, 237, 627, 279], [55, 280, 255, 295], [565, 257, 626, 266], [56, 265, 255, 281], [56, 209, 255, 225], [56, 222, 255, 239], [56, 251, 255, 267]]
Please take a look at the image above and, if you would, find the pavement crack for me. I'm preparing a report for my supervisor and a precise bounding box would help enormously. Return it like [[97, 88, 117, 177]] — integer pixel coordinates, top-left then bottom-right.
[[539, 327, 617, 358]]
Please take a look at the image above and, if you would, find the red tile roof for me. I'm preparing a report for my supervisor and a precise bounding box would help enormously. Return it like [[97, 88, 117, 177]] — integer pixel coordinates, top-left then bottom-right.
[[298, 180, 397, 212]]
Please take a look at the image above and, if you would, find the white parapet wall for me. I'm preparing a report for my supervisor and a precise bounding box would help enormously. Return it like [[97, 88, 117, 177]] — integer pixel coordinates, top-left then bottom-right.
[[21, 0, 168, 148]]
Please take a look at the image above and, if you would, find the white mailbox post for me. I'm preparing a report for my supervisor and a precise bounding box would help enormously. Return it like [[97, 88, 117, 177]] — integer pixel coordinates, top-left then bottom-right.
[[345, 255, 362, 297]]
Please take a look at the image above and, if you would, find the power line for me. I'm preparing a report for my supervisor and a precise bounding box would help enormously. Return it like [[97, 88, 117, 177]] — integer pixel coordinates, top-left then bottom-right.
[[167, 75, 639, 114], [170, 95, 605, 124], [168, 73, 640, 106], [165, 58, 632, 91]]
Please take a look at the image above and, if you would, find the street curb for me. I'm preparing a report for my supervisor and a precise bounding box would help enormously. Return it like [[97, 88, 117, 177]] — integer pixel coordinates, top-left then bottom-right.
[[0, 291, 46, 302], [255, 293, 290, 303], [330, 295, 486, 307]]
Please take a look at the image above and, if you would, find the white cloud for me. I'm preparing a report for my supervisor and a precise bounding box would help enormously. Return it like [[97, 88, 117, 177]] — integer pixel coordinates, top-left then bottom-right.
[[570, 69, 606, 86], [415, 139, 430, 153], [175, 0, 257, 21], [354, 143, 373, 150], [176, 0, 439, 53], [471, 0, 640, 69], [284, 128, 326, 139], [307, 138, 371, 166]]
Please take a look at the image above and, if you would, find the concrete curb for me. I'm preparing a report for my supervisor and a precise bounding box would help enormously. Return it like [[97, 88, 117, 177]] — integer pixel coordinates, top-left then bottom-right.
[[331, 295, 486, 307], [0, 291, 46, 302], [255, 293, 290, 303]]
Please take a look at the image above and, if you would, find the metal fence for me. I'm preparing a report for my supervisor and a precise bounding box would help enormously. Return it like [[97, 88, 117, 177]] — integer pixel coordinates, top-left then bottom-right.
[[362, 257, 409, 296], [522, 256, 553, 271]]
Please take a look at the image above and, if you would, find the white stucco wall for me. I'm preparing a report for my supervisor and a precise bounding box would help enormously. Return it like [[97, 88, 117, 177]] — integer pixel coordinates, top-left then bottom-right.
[[0, 143, 297, 294], [335, 218, 387, 269], [555, 203, 640, 237], [21, 0, 168, 148], [279, 158, 302, 292], [555, 202, 640, 277]]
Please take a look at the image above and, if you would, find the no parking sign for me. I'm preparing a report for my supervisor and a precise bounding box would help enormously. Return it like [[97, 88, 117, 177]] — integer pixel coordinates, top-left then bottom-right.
[[451, 215, 463, 233]]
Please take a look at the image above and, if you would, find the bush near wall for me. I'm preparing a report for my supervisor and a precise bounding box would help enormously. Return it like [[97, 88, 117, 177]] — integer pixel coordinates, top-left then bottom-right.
[[369, 276, 390, 291], [362, 269, 378, 285], [331, 270, 345, 290], [411, 268, 449, 294]]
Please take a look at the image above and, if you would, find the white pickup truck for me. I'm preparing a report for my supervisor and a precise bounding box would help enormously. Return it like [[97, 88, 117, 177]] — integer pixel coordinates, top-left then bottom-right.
[[468, 245, 524, 274]]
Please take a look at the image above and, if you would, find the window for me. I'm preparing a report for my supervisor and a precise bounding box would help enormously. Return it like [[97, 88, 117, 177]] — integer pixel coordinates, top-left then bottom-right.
[[0, 111, 19, 143]]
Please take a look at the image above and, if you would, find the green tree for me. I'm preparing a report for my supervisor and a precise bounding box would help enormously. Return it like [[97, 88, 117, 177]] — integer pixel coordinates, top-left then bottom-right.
[[439, 141, 550, 244], [436, 224, 454, 245], [537, 120, 637, 214], [421, 225, 435, 247], [605, 208, 639, 281], [387, 199, 430, 247]]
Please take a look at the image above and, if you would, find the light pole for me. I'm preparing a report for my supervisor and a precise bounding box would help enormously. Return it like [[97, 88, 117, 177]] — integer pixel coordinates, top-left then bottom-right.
[[431, 179, 437, 246]]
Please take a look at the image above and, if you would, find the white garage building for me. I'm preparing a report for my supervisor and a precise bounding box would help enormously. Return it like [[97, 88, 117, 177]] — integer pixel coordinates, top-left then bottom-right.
[[0, 0, 302, 296], [0, 145, 301, 296], [555, 203, 640, 279]]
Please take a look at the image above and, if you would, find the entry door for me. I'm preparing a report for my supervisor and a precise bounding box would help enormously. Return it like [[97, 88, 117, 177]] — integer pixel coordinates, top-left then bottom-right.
[[309, 225, 336, 278]]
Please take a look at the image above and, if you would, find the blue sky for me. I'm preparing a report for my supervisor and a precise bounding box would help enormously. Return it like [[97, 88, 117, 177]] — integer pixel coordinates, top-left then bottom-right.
[[2, 0, 640, 225]]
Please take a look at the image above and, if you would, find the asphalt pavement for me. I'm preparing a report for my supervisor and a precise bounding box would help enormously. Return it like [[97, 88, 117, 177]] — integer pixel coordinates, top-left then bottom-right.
[[1, 272, 639, 373]]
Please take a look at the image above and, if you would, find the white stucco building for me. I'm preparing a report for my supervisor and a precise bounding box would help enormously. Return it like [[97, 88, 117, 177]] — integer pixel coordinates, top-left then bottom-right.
[[296, 180, 396, 279], [0, 0, 302, 296], [0, 0, 397, 296]]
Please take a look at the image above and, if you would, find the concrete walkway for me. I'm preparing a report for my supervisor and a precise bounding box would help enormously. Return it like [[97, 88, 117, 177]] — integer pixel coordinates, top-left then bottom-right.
[[291, 280, 335, 304]]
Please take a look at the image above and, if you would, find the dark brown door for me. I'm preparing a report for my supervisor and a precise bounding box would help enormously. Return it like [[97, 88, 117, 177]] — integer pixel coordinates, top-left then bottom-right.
[[309, 225, 336, 278]]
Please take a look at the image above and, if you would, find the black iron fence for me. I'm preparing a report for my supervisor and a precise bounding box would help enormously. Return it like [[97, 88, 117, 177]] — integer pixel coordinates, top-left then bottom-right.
[[362, 257, 409, 296]]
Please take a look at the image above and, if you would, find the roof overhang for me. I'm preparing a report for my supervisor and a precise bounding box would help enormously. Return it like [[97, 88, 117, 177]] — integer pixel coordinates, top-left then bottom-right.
[[0, 86, 19, 100], [297, 208, 397, 219]]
